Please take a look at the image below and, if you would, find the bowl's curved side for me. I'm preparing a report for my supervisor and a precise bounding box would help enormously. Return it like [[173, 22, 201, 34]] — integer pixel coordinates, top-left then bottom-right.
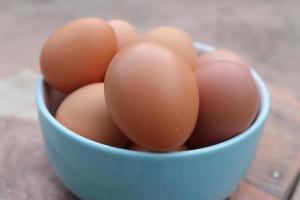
[[36, 42, 270, 200], [38, 108, 265, 200]]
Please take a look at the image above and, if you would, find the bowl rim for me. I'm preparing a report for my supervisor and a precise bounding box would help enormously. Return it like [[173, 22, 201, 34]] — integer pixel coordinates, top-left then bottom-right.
[[35, 42, 270, 159]]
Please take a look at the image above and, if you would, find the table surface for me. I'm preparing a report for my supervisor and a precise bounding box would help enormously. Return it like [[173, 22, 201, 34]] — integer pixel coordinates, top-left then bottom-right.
[[0, 1, 299, 199]]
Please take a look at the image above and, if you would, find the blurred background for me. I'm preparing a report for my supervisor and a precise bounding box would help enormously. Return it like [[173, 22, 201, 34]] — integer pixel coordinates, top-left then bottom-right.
[[0, 0, 299, 199], [0, 0, 299, 97]]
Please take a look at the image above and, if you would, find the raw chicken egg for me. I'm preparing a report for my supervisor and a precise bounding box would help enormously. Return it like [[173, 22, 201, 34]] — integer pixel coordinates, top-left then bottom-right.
[[198, 49, 249, 68], [142, 26, 198, 71], [56, 83, 130, 148], [104, 42, 199, 152], [129, 143, 188, 152], [40, 17, 117, 92], [109, 19, 138, 50], [188, 61, 258, 148]]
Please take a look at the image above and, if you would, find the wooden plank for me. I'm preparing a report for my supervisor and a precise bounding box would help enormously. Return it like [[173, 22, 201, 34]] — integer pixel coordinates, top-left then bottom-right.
[[292, 180, 300, 200], [1, 82, 299, 199], [245, 84, 300, 198], [0, 117, 78, 200], [231, 181, 278, 200]]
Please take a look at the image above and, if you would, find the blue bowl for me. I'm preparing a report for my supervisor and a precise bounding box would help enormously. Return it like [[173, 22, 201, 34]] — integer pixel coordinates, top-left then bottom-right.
[[36, 43, 270, 200]]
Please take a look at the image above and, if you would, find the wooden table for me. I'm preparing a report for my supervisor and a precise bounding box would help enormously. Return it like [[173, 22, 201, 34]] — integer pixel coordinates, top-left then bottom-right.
[[0, 74, 299, 200], [0, 0, 299, 199], [231, 83, 300, 200]]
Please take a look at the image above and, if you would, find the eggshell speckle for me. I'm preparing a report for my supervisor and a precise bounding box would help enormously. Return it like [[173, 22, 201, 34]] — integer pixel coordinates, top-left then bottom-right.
[[104, 42, 199, 152]]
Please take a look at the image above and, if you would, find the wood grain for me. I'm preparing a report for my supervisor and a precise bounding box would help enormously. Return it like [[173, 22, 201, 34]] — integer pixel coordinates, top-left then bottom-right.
[[0, 84, 299, 199], [0, 0, 300, 199], [0, 117, 78, 200], [231, 181, 278, 200], [292, 181, 300, 200], [244, 84, 300, 199]]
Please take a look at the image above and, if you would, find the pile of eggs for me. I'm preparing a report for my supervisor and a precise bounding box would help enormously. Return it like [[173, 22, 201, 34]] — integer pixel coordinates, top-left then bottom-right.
[[40, 17, 258, 152]]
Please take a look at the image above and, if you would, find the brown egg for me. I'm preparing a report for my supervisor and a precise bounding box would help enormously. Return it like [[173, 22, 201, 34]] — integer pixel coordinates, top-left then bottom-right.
[[198, 49, 249, 68], [142, 26, 198, 71], [56, 83, 130, 148], [188, 61, 258, 148], [109, 19, 138, 50], [129, 143, 188, 152], [104, 42, 199, 152], [40, 17, 117, 92]]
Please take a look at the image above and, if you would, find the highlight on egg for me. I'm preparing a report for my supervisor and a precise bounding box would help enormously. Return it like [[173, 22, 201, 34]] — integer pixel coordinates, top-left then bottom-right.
[[40, 17, 117, 92], [56, 83, 130, 148], [104, 42, 199, 152]]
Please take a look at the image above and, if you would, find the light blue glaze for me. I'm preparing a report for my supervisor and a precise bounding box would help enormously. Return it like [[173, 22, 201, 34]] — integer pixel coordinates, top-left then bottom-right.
[[35, 43, 270, 200]]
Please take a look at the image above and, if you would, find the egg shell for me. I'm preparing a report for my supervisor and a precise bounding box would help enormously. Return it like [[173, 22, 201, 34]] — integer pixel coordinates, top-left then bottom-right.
[[56, 83, 130, 148], [109, 19, 138, 50], [198, 49, 249, 68], [129, 143, 188, 152], [40, 17, 117, 92], [142, 26, 198, 71], [188, 61, 259, 148], [104, 42, 199, 152]]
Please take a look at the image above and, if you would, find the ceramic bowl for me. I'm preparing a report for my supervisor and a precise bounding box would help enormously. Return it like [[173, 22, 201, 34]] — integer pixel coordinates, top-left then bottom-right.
[[36, 42, 270, 200]]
